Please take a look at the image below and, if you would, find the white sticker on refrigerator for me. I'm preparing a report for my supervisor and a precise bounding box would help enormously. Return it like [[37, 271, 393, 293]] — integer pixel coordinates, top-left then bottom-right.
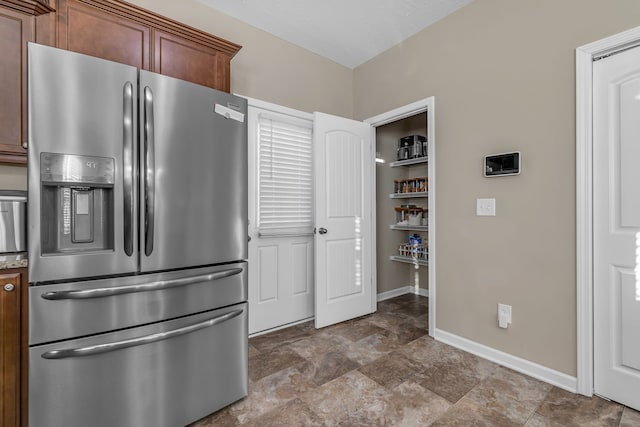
[[214, 104, 245, 123]]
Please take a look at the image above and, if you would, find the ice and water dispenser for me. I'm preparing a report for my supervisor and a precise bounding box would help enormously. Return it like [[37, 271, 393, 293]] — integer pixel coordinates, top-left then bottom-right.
[[39, 153, 115, 255]]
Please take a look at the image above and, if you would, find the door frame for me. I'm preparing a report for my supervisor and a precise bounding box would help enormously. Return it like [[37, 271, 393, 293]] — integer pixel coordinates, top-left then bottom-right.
[[576, 25, 640, 396], [365, 96, 436, 336]]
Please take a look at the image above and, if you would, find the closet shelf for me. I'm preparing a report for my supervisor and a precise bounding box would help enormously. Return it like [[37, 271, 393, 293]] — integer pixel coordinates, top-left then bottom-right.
[[389, 255, 429, 266], [389, 225, 428, 231], [389, 157, 428, 168], [389, 192, 428, 199]]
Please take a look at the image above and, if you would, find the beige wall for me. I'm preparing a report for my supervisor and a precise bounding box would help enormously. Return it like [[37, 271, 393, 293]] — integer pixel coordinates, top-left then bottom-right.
[[0, 0, 354, 189], [354, 0, 640, 376], [376, 114, 428, 293], [0, 165, 27, 190]]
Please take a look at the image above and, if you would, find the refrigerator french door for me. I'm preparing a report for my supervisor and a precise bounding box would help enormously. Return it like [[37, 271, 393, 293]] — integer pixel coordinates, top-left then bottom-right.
[[27, 43, 248, 427], [28, 43, 139, 282], [137, 70, 247, 273]]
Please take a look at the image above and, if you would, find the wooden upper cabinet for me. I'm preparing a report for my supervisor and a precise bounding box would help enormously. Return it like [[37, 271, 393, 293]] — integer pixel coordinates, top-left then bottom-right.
[[0, 7, 34, 164], [56, 0, 241, 91], [154, 30, 230, 92], [0, 1, 54, 164], [56, 0, 150, 69]]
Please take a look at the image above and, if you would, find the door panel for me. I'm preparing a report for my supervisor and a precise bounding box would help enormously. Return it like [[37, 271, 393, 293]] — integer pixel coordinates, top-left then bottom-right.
[[620, 77, 640, 226], [258, 245, 278, 302], [248, 236, 314, 334], [139, 70, 247, 273], [593, 45, 640, 411], [292, 241, 313, 295], [620, 271, 640, 370], [314, 112, 374, 329], [327, 239, 361, 300], [326, 133, 362, 218]]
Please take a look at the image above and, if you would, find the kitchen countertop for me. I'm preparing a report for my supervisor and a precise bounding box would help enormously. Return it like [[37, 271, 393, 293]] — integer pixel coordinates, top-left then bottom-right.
[[0, 254, 28, 270]]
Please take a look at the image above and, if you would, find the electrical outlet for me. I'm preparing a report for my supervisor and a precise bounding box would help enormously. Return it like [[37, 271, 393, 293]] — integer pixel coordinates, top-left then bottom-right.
[[498, 303, 512, 328]]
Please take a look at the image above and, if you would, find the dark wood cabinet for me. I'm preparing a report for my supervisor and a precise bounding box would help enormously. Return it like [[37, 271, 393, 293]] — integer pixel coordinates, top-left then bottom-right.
[[154, 29, 231, 92], [0, 268, 27, 427], [57, 0, 150, 69], [0, 0, 241, 165], [56, 0, 240, 92], [0, 2, 51, 165]]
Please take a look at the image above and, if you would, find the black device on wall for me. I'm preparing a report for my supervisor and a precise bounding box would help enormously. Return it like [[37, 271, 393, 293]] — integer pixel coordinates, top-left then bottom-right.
[[484, 151, 520, 177]]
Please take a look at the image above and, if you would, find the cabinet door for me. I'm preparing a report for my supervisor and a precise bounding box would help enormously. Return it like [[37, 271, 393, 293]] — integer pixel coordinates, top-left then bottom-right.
[[57, 0, 151, 69], [55, 0, 238, 93], [0, 8, 33, 164], [153, 29, 230, 91], [0, 271, 23, 427]]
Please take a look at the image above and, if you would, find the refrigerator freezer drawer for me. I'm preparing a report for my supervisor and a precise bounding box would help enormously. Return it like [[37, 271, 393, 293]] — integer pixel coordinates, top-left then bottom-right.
[[29, 303, 248, 427], [29, 262, 247, 345]]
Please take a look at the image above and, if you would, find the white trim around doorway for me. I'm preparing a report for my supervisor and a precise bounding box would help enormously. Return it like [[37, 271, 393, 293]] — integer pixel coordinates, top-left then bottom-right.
[[365, 97, 436, 337], [575, 25, 640, 397]]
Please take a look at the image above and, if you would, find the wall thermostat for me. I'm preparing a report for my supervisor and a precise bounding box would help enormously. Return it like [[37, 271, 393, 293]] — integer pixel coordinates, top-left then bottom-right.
[[484, 151, 520, 177]]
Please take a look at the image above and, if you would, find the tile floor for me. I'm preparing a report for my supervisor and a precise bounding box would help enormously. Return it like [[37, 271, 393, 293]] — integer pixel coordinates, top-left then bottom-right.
[[192, 294, 640, 426]]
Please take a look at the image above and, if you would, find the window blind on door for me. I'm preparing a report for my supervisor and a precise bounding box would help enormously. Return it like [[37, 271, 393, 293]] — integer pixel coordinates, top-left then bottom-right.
[[257, 114, 313, 237]]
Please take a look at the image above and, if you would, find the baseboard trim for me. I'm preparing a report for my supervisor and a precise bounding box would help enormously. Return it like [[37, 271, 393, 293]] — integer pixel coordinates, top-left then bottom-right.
[[377, 286, 429, 301], [434, 328, 577, 393], [249, 316, 314, 338], [251, 288, 429, 337], [377, 286, 411, 301], [415, 287, 429, 298]]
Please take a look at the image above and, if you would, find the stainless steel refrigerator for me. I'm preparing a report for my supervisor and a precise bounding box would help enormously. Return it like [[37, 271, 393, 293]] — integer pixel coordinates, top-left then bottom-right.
[[27, 43, 248, 427]]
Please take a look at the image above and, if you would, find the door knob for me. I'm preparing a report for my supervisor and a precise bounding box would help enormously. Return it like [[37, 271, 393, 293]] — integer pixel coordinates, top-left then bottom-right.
[[318, 227, 328, 235], [4, 283, 15, 292]]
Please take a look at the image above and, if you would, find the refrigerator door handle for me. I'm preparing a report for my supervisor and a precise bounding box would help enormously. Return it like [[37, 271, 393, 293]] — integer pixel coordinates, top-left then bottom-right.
[[40, 308, 244, 359], [123, 81, 135, 257], [39, 268, 244, 300], [143, 86, 156, 257]]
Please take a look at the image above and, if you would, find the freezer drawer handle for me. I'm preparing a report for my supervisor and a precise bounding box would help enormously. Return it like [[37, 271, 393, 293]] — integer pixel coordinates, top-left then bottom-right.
[[40, 308, 243, 360], [39, 268, 244, 300]]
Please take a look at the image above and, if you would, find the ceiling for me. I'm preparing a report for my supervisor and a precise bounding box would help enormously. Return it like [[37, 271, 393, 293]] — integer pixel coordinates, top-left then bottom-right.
[[195, 0, 475, 69]]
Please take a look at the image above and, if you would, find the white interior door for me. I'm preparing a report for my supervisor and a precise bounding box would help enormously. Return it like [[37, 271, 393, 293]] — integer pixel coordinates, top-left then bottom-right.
[[247, 105, 314, 335], [314, 112, 375, 328], [593, 45, 640, 411]]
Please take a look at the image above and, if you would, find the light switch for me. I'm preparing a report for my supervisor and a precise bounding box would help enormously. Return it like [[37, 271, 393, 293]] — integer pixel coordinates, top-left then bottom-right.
[[498, 303, 512, 328], [476, 198, 496, 216]]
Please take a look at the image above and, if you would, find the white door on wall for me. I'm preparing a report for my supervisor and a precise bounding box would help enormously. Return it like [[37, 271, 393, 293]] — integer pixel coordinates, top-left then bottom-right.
[[247, 105, 315, 334], [593, 44, 640, 411], [313, 112, 375, 328]]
